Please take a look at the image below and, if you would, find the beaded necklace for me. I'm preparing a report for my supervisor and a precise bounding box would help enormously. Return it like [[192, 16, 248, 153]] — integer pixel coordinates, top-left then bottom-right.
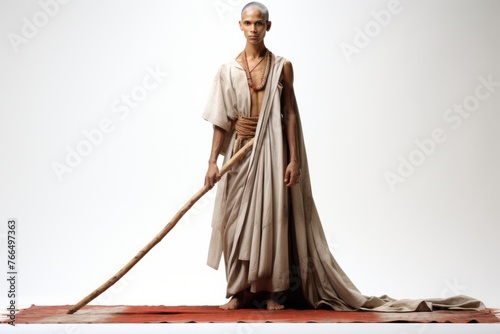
[[241, 49, 272, 91]]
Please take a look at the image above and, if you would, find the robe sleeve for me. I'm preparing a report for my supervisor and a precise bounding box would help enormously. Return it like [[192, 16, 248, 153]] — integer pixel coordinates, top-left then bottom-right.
[[202, 64, 236, 132]]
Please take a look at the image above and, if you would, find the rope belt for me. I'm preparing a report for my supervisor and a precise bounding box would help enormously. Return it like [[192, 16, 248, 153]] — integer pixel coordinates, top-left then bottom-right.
[[234, 116, 259, 155]]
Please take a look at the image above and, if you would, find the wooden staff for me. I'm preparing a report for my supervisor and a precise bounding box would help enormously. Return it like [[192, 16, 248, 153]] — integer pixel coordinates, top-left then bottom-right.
[[67, 138, 255, 314]]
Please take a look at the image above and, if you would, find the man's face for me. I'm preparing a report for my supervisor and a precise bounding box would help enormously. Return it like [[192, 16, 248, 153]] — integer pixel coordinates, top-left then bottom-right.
[[239, 9, 271, 45]]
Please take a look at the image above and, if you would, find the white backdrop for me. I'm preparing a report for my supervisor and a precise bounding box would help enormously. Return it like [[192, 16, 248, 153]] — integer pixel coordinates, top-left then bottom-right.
[[1, 0, 499, 315]]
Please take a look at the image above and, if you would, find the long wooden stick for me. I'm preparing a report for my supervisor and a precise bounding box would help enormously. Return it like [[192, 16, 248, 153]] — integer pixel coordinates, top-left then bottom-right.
[[67, 138, 254, 314]]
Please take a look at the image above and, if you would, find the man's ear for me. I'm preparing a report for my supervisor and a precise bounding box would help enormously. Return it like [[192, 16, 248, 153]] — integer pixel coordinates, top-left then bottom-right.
[[239, 21, 244, 31], [266, 21, 272, 31]]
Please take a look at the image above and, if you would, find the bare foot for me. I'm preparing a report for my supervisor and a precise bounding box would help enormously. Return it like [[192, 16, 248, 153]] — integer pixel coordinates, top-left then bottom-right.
[[266, 298, 285, 310], [220, 297, 241, 310]]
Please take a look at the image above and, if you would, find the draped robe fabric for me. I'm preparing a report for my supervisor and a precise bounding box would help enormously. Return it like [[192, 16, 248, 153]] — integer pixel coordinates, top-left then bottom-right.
[[202, 54, 485, 312]]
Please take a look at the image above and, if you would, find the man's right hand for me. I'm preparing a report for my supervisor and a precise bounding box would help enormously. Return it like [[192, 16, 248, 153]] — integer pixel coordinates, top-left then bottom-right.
[[205, 163, 220, 189]]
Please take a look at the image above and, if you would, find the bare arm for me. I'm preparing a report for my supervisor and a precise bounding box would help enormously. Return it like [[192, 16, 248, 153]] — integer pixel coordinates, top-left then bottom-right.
[[281, 60, 300, 187], [205, 125, 226, 189]]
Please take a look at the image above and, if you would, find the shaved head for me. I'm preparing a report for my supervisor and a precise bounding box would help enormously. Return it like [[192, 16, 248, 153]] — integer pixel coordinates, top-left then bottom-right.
[[241, 2, 269, 22]]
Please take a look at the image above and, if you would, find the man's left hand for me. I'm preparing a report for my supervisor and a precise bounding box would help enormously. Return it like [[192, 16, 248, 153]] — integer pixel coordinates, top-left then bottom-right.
[[284, 161, 300, 187]]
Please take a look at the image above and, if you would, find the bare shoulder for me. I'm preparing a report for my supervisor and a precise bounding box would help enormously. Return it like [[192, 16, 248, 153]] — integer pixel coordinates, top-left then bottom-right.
[[280, 59, 294, 85]]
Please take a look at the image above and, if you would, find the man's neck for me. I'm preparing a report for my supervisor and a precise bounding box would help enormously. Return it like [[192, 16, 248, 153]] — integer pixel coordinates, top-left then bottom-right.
[[244, 43, 267, 59]]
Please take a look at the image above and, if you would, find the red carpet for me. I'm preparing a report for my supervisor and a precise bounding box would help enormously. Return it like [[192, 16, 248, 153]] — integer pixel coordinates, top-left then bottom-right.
[[4, 305, 500, 324]]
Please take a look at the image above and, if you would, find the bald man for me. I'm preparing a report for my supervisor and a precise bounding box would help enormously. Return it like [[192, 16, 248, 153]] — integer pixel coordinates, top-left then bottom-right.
[[204, 1, 299, 310]]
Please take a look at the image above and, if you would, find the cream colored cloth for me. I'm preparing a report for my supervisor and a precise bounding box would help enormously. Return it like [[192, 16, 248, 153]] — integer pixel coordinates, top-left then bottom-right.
[[202, 54, 485, 311], [203, 54, 289, 297]]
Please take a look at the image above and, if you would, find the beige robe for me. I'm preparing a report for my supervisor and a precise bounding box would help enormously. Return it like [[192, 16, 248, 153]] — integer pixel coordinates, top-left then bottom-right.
[[202, 54, 485, 311]]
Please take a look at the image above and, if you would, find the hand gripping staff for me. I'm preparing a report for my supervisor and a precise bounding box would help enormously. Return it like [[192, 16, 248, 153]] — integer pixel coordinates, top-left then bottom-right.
[[67, 138, 255, 314]]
